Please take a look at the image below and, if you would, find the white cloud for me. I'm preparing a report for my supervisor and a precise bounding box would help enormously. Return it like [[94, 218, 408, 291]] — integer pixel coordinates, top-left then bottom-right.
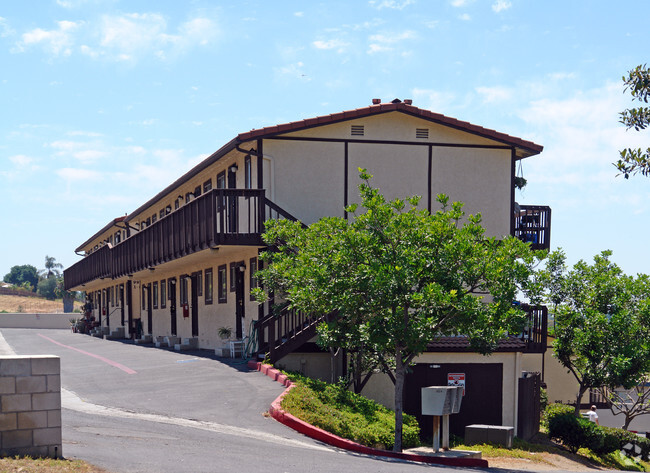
[[57, 167, 100, 181], [16, 12, 218, 62], [492, 0, 512, 13], [14, 20, 81, 56], [67, 130, 103, 137], [459, 13, 471, 21], [0, 17, 15, 37], [475, 86, 512, 103], [369, 0, 415, 10], [451, 0, 471, 7], [274, 62, 310, 81], [9, 155, 34, 167], [312, 38, 349, 53], [411, 88, 457, 114], [73, 150, 108, 163], [367, 30, 416, 54], [294, 12, 304, 17]]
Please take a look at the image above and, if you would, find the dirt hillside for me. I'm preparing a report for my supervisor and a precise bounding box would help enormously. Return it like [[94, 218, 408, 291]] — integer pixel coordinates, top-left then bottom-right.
[[0, 294, 81, 314]]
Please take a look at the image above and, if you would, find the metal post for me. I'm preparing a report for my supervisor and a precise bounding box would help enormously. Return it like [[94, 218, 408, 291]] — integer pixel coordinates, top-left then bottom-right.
[[432, 416, 441, 453]]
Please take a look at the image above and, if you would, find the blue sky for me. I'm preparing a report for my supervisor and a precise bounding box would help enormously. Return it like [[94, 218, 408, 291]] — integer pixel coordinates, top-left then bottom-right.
[[1, 0, 649, 278]]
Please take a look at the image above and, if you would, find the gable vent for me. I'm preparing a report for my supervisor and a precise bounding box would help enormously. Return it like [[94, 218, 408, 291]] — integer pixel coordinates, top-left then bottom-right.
[[351, 125, 365, 136], [416, 128, 429, 139]]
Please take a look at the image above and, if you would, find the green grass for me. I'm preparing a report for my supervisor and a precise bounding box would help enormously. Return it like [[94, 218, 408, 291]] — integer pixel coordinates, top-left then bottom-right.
[[280, 374, 420, 450]]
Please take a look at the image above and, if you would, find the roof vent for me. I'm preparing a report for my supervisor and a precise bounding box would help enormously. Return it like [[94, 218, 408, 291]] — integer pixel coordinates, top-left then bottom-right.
[[416, 128, 429, 139], [351, 125, 364, 136], [404, 99, 413, 105], [372, 98, 381, 105], [391, 98, 402, 104]]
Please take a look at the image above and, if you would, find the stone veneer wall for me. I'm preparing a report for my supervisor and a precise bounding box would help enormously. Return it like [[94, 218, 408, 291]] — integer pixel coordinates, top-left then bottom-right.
[[0, 356, 61, 458]]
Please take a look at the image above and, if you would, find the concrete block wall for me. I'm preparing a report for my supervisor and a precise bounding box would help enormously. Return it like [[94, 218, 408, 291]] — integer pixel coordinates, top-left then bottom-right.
[[0, 355, 61, 458]]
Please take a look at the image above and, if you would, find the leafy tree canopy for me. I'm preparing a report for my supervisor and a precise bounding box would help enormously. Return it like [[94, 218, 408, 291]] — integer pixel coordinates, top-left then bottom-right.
[[3, 265, 39, 291], [537, 249, 650, 415], [615, 64, 650, 179], [257, 169, 544, 452], [41, 255, 63, 279]]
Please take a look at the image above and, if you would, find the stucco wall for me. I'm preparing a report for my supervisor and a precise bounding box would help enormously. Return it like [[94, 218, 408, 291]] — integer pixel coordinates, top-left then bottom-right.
[[0, 314, 72, 330]]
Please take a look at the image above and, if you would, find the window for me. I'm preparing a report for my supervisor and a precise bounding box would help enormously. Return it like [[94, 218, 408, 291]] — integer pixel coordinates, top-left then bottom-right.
[[194, 185, 201, 198], [244, 155, 252, 189], [142, 286, 146, 310], [180, 276, 188, 305], [160, 279, 166, 308], [159, 209, 165, 219], [152, 214, 157, 224], [216, 171, 226, 189], [109, 286, 114, 306], [203, 179, 212, 192], [230, 262, 236, 292], [115, 231, 121, 244], [205, 268, 213, 304], [146, 217, 151, 226], [185, 192, 192, 204], [218, 265, 227, 303], [153, 281, 158, 309], [197, 270, 203, 297], [249, 257, 258, 301], [175, 199, 180, 210]]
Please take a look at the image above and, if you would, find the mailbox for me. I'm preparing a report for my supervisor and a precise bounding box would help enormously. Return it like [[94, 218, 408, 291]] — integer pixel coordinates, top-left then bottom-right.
[[421, 386, 463, 452], [421, 386, 463, 416]]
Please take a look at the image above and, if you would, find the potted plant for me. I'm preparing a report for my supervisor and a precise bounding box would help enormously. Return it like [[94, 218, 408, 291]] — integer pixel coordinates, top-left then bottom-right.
[[218, 326, 232, 340]]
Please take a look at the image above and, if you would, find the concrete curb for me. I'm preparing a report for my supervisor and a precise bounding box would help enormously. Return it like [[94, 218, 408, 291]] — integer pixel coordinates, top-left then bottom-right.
[[248, 361, 489, 468]]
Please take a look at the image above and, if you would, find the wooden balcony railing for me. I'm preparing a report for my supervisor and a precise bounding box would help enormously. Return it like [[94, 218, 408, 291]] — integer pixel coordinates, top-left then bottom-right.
[[255, 305, 326, 363], [518, 304, 548, 354], [514, 205, 551, 251], [64, 189, 299, 290], [255, 303, 548, 363]]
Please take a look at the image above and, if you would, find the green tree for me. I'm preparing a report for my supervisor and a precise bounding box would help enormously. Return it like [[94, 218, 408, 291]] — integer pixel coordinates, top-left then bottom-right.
[[3, 265, 39, 291], [257, 170, 543, 452], [538, 249, 650, 416], [615, 64, 650, 179], [41, 255, 63, 279], [37, 276, 58, 300]]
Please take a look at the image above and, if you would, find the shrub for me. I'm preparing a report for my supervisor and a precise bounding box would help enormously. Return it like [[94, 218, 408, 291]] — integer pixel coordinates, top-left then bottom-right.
[[546, 403, 584, 452], [545, 403, 650, 458], [281, 373, 420, 450]]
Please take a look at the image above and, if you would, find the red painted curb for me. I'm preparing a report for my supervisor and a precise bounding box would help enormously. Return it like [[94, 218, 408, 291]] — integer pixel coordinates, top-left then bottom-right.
[[251, 361, 488, 468]]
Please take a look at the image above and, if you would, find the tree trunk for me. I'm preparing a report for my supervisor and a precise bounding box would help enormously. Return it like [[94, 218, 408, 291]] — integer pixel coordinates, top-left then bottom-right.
[[574, 385, 588, 417], [393, 350, 405, 452]]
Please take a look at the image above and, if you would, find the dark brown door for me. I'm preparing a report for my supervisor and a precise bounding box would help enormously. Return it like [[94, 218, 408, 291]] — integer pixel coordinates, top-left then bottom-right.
[[235, 263, 245, 339], [120, 284, 125, 326], [147, 283, 153, 335], [169, 278, 177, 336], [126, 281, 133, 337], [191, 272, 199, 337], [404, 363, 503, 438]]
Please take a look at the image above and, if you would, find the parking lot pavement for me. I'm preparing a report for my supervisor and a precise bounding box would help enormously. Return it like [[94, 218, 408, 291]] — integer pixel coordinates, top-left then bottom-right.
[[0, 329, 458, 473]]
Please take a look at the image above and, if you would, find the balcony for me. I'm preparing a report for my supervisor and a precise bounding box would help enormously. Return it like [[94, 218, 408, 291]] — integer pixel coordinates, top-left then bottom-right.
[[514, 205, 551, 251], [64, 189, 298, 290]]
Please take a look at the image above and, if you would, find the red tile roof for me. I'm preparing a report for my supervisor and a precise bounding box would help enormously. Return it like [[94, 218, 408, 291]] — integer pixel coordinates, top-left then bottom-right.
[[238, 101, 543, 157]]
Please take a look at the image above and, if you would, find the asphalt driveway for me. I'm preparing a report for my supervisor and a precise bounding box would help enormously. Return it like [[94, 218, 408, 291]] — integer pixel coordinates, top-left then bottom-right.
[[0, 329, 455, 473]]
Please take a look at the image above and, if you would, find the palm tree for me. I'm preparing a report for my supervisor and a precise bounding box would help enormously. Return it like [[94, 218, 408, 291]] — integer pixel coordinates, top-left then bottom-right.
[[41, 255, 63, 279]]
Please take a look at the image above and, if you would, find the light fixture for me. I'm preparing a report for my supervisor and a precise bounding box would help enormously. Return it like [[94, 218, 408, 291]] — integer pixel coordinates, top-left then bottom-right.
[[229, 164, 238, 173]]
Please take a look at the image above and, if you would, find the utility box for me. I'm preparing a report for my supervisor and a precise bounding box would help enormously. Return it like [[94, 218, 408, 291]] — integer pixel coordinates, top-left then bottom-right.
[[421, 386, 463, 415], [421, 386, 463, 452]]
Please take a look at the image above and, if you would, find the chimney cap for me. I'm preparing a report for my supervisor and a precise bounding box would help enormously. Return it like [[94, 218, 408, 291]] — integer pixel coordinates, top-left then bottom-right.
[[372, 98, 381, 105], [404, 99, 412, 105]]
